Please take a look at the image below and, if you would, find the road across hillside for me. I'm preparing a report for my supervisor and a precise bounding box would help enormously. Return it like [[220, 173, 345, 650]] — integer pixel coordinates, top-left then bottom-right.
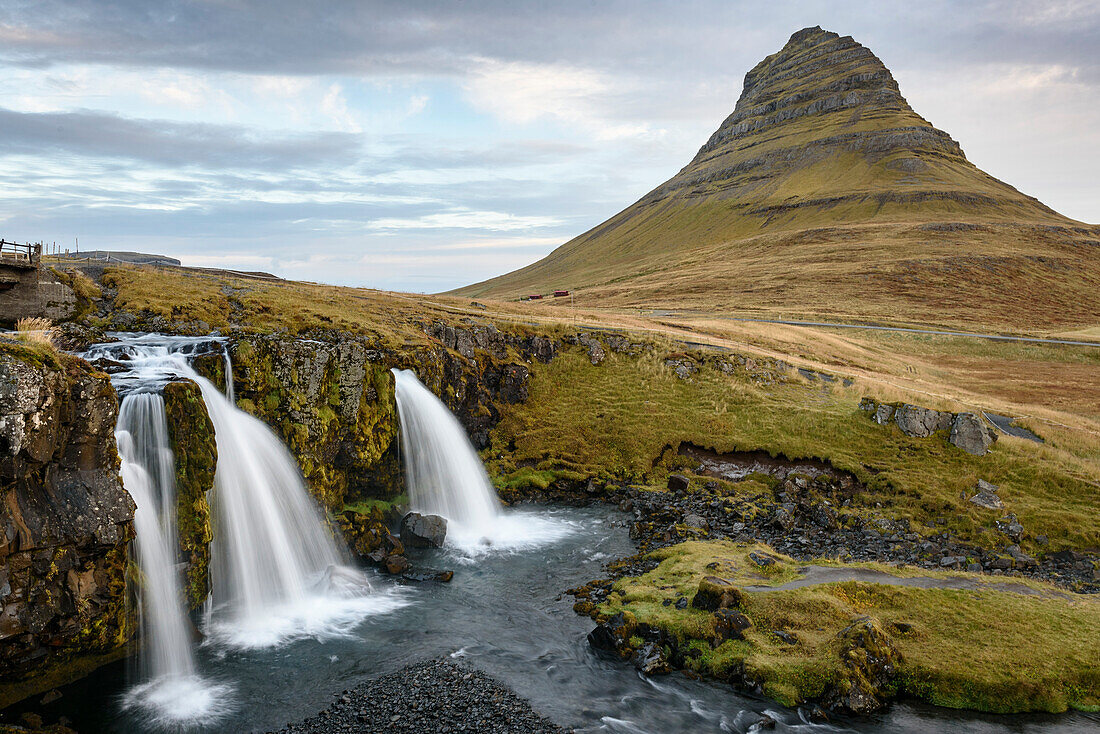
[[652, 313, 1100, 348]]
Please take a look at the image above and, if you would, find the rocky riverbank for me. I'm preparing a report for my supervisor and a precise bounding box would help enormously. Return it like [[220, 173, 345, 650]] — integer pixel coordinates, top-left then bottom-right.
[[516, 475, 1098, 597], [271, 659, 570, 734]]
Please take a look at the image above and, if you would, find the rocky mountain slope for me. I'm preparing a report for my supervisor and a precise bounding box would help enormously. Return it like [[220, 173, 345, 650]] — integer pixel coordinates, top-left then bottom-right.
[[457, 26, 1100, 330]]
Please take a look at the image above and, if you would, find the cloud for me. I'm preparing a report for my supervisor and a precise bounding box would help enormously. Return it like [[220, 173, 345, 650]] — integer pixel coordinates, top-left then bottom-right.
[[0, 0, 1097, 292], [368, 209, 562, 232], [0, 106, 359, 168], [463, 58, 660, 140]]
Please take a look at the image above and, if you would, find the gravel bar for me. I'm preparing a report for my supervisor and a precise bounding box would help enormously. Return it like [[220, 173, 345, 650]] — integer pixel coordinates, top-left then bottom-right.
[[271, 658, 572, 734]]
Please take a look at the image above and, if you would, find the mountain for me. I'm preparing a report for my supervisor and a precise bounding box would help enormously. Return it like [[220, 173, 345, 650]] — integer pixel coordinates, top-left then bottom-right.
[[455, 27, 1100, 330]]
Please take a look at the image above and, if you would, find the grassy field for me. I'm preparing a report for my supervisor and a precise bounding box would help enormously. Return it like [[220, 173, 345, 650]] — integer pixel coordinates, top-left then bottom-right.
[[596, 540, 1100, 713], [488, 348, 1100, 553]]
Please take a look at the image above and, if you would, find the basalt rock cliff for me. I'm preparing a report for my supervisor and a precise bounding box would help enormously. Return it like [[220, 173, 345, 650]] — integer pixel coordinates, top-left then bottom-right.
[[457, 26, 1100, 329], [0, 344, 135, 706]]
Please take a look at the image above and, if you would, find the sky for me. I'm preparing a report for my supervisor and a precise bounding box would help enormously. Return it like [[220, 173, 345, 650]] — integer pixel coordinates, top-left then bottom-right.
[[1, 1, 1097, 292]]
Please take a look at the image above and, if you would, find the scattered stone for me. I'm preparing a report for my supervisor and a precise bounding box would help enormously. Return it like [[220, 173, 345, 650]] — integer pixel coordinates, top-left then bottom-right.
[[772, 630, 798, 644], [674, 597, 689, 610], [667, 474, 690, 491], [996, 514, 1025, 542], [400, 512, 448, 549], [664, 359, 696, 380], [748, 551, 777, 567], [40, 688, 62, 705], [682, 513, 709, 530], [969, 480, 1004, 510]]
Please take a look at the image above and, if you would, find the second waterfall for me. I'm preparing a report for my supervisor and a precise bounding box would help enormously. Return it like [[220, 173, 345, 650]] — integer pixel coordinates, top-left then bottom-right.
[[391, 368, 573, 555]]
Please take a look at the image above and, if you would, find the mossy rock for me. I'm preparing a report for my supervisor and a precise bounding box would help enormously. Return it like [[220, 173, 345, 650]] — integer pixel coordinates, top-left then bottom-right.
[[163, 379, 217, 610]]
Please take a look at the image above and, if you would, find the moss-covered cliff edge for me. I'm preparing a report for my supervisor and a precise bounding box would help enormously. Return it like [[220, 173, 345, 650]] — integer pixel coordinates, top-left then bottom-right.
[[192, 322, 552, 514]]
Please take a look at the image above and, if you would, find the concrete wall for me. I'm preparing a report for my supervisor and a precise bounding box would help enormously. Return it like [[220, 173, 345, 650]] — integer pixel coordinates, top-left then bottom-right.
[[0, 263, 76, 327]]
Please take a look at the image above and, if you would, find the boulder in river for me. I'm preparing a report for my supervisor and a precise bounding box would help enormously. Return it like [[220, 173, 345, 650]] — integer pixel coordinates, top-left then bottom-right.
[[400, 512, 448, 548], [631, 642, 673, 675]]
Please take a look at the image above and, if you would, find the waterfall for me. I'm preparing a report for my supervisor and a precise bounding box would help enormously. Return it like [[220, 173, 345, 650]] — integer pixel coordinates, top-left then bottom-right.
[[222, 348, 235, 403], [391, 368, 572, 554], [392, 368, 501, 532], [185, 367, 388, 648], [115, 394, 230, 725], [85, 333, 406, 723]]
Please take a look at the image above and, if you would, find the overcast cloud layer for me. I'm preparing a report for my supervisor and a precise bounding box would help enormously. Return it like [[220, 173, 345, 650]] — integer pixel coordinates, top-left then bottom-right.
[[1, 1, 1097, 291]]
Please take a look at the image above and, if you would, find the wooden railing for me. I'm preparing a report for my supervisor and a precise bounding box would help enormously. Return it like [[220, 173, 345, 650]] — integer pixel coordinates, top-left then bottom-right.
[[0, 239, 40, 263]]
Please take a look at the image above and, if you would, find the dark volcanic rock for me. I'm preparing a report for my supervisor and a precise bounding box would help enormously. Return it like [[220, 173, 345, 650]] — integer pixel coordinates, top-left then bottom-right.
[[712, 608, 753, 644], [691, 576, 744, 612], [667, 474, 690, 491], [273, 658, 570, 734]]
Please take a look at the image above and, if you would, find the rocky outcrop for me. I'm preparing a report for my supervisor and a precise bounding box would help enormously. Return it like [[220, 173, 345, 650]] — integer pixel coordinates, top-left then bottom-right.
[[0, 344, 135, 706], [859, 398, 998, 455], [162, 379, 216, 610], [949, 413, 998, 455], [822, 618, 901, 715]]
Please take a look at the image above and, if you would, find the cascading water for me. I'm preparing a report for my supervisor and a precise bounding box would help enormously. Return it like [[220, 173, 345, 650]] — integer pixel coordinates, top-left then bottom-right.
[[391, 368, 573, 554], [189, 369, 399, 648], [86, 334, 405, 724], [115, 393, 231, 725]]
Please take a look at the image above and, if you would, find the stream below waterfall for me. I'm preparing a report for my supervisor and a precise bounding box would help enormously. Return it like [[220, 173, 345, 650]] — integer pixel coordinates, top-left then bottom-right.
[[10, 504, 1096, 734]]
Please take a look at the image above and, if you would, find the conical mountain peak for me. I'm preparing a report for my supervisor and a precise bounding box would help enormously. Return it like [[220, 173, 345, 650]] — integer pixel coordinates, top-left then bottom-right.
[[456, 28, 1098, 330]]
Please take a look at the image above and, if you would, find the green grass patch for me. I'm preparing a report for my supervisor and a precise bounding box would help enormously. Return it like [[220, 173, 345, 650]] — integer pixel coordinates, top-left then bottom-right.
[[490, 347, 1100, 551], [600, 540, 1100, 713]]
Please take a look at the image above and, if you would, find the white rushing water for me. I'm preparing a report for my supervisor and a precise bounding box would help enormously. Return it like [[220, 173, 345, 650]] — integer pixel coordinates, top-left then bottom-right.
[[89, 334, 406, 724], [391, 368, 573, 555], [190, 369, 403, 649], [115, 394, 231, 726]]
